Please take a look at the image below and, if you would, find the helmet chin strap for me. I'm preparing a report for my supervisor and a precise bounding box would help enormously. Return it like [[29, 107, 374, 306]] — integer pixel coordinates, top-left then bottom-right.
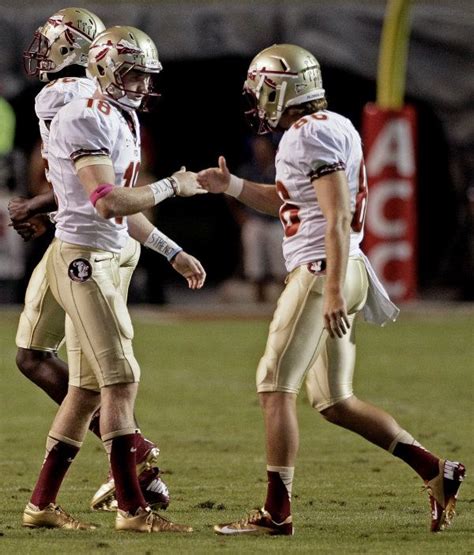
[[274, 80, 287, 126], [104, 82, 142, 110], [116, 95, 142, 110]]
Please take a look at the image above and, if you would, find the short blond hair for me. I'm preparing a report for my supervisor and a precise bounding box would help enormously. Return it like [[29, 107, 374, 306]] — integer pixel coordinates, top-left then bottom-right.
[[286, 98, 328, 117]]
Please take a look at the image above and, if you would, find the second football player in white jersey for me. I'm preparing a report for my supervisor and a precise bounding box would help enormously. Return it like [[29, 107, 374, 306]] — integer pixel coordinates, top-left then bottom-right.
[[197, 44, 465, 535]]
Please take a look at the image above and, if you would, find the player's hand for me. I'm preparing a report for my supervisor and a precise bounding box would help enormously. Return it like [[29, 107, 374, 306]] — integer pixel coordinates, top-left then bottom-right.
[[8, 197, 33, 223], [197, 156, 231, 194], [323, 290, 350, 339], [9, 215, 49, 242], [170, 251, 206, 289], [172, 166, 208, 197]]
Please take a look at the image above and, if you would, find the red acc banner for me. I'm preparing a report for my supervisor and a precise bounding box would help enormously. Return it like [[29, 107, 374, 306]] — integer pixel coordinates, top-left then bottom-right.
[[362, 104, 417, 301]]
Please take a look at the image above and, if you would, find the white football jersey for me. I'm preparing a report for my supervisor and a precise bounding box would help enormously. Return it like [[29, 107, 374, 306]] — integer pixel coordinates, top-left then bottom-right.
[[275, 110, 367, 272], [48, 97, 141, 252], [35, 77, 97, 176]]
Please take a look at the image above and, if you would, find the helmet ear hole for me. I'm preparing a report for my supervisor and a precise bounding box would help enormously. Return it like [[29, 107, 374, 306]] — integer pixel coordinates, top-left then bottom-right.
[[60, 46, 68, 55], [268, 90, 276, 103], [98, 65, 105, 76]]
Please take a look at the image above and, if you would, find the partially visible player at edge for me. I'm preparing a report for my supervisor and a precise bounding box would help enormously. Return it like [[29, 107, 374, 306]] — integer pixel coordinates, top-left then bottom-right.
[[197, 44, 465, 535], [21, 23, 206, 532], [12, 7, 200, 515]]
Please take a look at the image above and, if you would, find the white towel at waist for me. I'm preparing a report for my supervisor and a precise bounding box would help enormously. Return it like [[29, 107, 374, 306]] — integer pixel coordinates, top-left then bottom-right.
[[359, 252, 400, 326]]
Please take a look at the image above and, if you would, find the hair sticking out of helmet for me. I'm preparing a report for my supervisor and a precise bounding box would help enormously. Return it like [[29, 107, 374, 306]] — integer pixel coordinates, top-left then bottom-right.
[[23, 7, 105, 82], [243, 44, 326, 134], [87, 26, 162, 111]]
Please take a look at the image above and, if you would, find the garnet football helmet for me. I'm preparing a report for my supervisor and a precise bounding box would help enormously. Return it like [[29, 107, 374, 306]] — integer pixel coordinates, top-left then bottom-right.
[[243, 44, 325, 134], [87, 26, 162, 110], [24, 7, 105, 82]]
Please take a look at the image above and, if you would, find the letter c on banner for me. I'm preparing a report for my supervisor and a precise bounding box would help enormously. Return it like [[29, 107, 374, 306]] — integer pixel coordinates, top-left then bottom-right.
[[367, 180, 411, 238], [369, 241, 412, 298]]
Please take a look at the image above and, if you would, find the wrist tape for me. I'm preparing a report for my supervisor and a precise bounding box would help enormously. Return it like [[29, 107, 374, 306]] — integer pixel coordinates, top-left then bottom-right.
[[144, 228, 183, 261], [226, 174, 244, 197], [148, 177, 178, 205]]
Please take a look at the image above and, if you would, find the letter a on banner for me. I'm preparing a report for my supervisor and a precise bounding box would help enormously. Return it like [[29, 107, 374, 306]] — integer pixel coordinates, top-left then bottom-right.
[[362, 103, 417, 301]]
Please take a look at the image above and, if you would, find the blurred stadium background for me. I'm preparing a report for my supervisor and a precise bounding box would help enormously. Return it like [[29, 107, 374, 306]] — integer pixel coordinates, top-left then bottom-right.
[[0, 0, 473, 307]]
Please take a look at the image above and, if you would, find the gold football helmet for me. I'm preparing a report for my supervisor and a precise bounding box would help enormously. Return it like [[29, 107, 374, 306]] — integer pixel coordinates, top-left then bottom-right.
[[87, 26, 162, 110], [24, 7, 105, 82], [243, 44, 325, 134]]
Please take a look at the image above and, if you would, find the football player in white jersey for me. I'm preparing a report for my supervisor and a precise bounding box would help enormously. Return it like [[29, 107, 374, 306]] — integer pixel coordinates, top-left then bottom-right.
[[197, 44, 465, 535], [19, 22, 205, 527], [15, 8, 186, 515]]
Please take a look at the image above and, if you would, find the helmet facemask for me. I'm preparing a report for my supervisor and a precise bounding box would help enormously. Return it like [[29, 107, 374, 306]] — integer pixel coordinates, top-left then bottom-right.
[[243, 73, 289, 135], [23, 29, 51, 77]]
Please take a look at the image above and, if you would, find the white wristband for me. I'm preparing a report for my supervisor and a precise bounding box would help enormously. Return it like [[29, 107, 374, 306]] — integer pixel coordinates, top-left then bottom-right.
[[144, 228, 183, 261], [148, 177, 177, 205], [226, 174, 244, 198]]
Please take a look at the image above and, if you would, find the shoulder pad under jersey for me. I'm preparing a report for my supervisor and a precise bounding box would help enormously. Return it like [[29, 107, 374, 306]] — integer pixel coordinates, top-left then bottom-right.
[[35, 77, 97, 121]]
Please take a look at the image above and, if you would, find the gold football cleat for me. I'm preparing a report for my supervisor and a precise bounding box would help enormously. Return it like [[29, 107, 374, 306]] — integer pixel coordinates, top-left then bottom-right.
[[116, 507, 192, 533], [214, 508, 293, 535], [22, 503, 96, 530], [425, 459, 466, 532]]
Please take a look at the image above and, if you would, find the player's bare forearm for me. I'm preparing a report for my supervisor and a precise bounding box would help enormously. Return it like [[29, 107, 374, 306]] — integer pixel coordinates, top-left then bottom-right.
[[314, 171, 351, 289], [102, 187, 157, 218], [26, 190, 57, 217], [93, 185, 156, 218], [78, 161, 205, 219], [238, 180, 282, 217], [8, 190, 57, 222], [127, 212, 155, 243], [324, 217, 350, 293], [314, 171, 352, 337], [323, 216, 351, 338], [78, 163, 162, 218]]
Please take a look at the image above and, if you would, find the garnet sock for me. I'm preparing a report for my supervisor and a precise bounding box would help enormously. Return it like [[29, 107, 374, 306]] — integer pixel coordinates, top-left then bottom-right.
[[108, 432, 147, 513], [30, 433, 81, 509], [393, 443, 440, 480], [389, 430, 440, 481], [264, 466, 294, 523]]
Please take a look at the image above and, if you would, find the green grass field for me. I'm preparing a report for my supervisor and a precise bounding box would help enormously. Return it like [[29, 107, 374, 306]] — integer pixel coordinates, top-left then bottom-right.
[[0, 306, 472, 554]]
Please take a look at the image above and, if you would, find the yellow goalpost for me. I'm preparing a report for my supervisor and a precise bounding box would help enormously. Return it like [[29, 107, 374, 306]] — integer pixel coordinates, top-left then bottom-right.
[[377, 0, 413, 109]]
